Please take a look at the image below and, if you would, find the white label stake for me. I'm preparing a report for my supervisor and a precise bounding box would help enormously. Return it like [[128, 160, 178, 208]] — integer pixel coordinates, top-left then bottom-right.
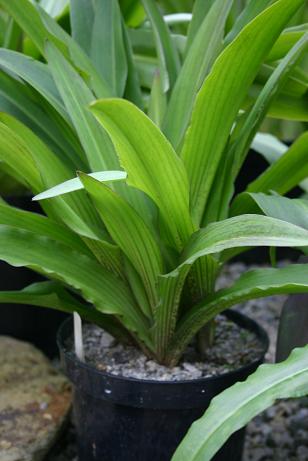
[[73, 312, 85, 361]]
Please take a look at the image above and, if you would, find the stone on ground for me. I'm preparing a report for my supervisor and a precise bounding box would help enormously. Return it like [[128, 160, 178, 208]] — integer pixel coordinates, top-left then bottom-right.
[[0, 336, 71, 461]]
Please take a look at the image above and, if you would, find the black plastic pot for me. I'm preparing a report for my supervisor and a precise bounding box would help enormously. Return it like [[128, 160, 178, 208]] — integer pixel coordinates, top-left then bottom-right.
[[58, 310, 269, 461], [1, 195, 67, 357]]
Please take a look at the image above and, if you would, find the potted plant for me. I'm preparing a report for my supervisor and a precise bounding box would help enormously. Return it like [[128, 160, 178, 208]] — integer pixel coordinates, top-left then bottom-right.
[[0, 0, 308, 459]]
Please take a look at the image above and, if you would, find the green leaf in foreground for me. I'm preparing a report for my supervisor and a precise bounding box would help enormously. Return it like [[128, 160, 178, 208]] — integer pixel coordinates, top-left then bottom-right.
[[172, 345, 308, 461], [90, 98, 194, 251]]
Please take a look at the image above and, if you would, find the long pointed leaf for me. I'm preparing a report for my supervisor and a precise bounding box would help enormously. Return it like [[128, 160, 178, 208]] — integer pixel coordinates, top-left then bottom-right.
[[141, 0, 180, 92], [0, 225, 151, 347], [168, 264, 308, 364], [91, 0, 128, 97], [172, 345, 308, 461], [90, 98, 195, 251], [181, 0, 305, 226], [79, 173, 164, 311], [163, 0, 232, 149]]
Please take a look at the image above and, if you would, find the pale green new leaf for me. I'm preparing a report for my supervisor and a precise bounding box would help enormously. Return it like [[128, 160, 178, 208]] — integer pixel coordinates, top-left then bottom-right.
[[90, 98, 195, 251], [172, 345, 308, 461], [181, 0, 306, 226], [79, 173, 164, 311], [33, 171, 127, 201]]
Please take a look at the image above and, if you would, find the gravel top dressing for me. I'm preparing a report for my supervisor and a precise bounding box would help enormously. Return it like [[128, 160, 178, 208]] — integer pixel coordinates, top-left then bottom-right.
[[80, 316, 262, 381], [47, 262, 308, 461]]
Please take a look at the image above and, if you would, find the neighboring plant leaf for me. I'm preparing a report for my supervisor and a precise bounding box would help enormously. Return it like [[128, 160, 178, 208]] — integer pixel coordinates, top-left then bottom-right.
[[249, 193, 308, 231], [251, 132, 288, 163], [172, 345, 308, 461]]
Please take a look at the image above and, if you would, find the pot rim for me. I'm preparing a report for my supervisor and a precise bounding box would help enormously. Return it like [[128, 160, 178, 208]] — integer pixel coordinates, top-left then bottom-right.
[[57, 309, 269, 387]]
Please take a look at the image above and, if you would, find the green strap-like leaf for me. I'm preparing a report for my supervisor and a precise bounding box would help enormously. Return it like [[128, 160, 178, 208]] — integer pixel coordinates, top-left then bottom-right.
[[91, 0, 128, 97], [0, 121, 42, 192], [247, 132, 308, 195], [0, 48, 68, 122], [163, 0, 232, 149], [181, 214, 308, 269], [181, 0, 305, 226], [122, 21, 144, 109], [0, 70, 79, 167], [267, 29, 308, 62], [167, 264, 308, 364], [45, 41, 118, 172], [79, 172, 164, 312], [185, 0, 214, 51], [148, 70, 167, 127], [0, 281, 132, 342], [0, 224, 151, 348], [141, 0, 180, 92], [207, 34, 308, 225], [0, 113, 103, 240], [0, 203, 90, 255], [70, 0, 94, 54], [0, 0, 111, 98], [90, 98, 195, 251], [172, 345, 308, 461], [225, 0, 272, 44]]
